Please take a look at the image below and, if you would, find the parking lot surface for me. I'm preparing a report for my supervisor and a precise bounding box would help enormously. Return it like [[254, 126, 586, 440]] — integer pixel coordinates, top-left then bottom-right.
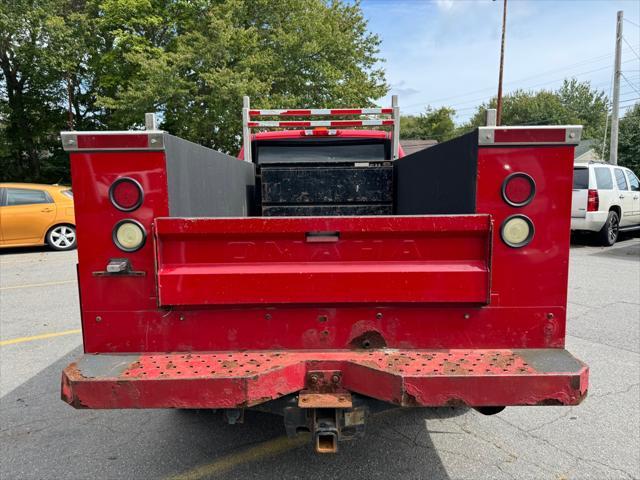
[[1, 237, 639, 480]]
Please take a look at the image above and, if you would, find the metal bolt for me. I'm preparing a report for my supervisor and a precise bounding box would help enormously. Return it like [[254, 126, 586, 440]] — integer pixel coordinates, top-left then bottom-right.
[[318, 315, 328, 323], [463, 313, 471, 320], [150, 138, 157, 144], [67, 139, 75, 145], [376, 312, 383, 320], [95, 316, 102, 323], [179, 315, 185, 321], [569, 132, 575, 138], [546, 312, 555, 320], [309, 374, 319, 384], [331, 374, 340, 384], [264, 313, 272, 320], [338, 397, 345, 403], [301, 397, 308, 403], [321, 330, 329, 336]]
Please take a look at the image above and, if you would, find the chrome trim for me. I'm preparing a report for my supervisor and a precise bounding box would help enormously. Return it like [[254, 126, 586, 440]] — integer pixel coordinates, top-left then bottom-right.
[[61, 132, 78, 151]]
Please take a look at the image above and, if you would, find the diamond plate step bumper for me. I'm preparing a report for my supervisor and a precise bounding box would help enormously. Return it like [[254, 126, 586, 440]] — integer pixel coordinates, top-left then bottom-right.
[[61, 348, 588, 409]]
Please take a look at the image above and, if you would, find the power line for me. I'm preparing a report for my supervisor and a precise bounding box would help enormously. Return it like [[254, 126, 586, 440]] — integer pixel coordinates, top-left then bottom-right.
[[405, 55, 635, 114], [445, 60, 634, 111], [620, 72, 640, 95], [623, 18, 640, 28], [622, 36, 640, 60], [401, 50, 625, 109], [403, 47, 628, 108]]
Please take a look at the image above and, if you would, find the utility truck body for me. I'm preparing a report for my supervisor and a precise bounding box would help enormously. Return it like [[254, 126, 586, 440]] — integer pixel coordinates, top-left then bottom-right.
[[60, 99, 588, 453]]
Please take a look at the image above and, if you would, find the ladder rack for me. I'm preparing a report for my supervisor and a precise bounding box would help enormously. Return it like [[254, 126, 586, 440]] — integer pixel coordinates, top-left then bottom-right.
[[242, 95, 400, 163]]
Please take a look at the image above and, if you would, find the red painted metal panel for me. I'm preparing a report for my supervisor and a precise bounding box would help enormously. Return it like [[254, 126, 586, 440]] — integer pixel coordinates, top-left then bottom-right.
[[61, 349, 588, 409], [69, 138, 576, 356], [70, 150, 169, 315], [79, 306, 566, 353], [155, 216, 492, 306], [476, 146, 574, 310], [158, 262, 488, 305]]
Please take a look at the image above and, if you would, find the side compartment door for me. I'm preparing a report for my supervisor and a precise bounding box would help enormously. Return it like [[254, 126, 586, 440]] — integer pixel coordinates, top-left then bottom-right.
[[614, 168, 634, 227]]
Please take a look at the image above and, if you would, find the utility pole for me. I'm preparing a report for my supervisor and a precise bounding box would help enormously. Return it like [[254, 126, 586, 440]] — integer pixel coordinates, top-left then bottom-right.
[[609, 10, 623, 165], [496, 0, 508, 126]]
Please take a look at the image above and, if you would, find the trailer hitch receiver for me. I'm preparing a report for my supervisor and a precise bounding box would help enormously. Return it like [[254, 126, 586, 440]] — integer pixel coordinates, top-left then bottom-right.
[[313, 409, 339, 453]]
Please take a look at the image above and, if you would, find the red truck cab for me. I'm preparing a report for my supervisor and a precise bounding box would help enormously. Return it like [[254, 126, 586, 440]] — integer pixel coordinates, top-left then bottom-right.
[[60, 100, 588, 453]]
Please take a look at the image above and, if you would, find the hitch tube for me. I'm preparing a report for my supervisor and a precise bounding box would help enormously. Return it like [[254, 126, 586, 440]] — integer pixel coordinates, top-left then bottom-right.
[[313, 409, 339, 453]]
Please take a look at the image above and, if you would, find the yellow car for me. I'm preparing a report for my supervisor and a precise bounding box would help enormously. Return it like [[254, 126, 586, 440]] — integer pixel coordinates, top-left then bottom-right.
[[0, 183, 76, 251]]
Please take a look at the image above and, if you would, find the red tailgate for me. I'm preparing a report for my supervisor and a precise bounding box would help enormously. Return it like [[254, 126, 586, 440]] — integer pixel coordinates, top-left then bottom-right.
[[154, 215, 492, 306]]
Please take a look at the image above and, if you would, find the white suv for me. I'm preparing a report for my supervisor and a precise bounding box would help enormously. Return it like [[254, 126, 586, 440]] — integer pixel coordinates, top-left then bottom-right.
[[572, 163, 640, 246]]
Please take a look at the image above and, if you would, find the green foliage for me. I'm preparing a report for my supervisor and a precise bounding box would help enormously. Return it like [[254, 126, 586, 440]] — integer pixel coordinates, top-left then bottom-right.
[[1, 0, 387, 182], [618, 103, 640, 173], [463, 79, 609, 154], [1, 0, 70, 181], [400, 106, 456, 141]]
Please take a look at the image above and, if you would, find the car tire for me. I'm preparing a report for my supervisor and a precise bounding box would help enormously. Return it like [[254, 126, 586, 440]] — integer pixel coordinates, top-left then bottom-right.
[[46, 225, 77, 251], [596, 210, 619, 246]]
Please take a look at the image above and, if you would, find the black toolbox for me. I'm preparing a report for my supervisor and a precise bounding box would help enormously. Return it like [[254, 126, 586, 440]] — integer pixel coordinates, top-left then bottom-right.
[[260, 164, 392, 216]]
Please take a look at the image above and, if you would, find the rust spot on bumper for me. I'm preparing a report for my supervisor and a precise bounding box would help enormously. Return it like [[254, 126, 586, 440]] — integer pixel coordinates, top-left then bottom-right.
[[59, 349, 588, 410], [299, 391, 353, 408]]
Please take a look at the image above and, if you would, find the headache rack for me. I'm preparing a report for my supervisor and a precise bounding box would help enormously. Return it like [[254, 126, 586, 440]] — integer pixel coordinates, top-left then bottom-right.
[[241, 95, 401, 163]]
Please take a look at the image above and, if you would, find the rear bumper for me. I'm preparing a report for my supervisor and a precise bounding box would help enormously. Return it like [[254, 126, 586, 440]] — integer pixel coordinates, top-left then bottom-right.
[[571, 212, 608, 232], [61, 348, 588, 409]]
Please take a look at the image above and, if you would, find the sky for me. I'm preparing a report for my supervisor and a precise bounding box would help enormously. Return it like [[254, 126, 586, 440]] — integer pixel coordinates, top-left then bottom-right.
[[360, 0, 640, 123]]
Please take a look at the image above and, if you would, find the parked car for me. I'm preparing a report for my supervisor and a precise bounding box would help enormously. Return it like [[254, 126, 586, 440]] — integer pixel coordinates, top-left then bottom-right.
[[0, 183, 76, 251], [571, 163, 640, 245]]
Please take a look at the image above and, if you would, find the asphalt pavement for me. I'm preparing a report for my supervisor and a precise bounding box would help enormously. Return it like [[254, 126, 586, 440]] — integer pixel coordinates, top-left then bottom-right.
[[1, 236, 638, 480]]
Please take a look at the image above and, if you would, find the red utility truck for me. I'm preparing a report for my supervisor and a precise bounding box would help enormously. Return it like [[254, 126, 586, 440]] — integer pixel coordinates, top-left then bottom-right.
[[60, 96, 588, 453]]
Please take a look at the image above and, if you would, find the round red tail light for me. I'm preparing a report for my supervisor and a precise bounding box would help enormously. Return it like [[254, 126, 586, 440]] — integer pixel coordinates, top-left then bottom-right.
[[109, 177, 143, 211], [502, 172, 535, 207]]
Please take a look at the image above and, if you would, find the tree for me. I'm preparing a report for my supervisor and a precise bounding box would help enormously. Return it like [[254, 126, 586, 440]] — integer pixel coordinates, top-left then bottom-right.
[[618, 103, 639, 173], [463, 79, 608, 153], [557, 78, 608, 141], [0, 0, 69, 182], [1, 0, 387, 182], [400, 106, 456, 142], [95, 0, 388, 152], [1, 0, 104, 182]]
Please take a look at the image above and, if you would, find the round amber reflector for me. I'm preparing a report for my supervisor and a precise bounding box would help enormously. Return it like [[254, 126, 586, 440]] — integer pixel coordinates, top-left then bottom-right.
[[113, 220, 146, 252], [501, 173, 535, 207], [109, 177, 143, 212], [500, 215, 534, 248]]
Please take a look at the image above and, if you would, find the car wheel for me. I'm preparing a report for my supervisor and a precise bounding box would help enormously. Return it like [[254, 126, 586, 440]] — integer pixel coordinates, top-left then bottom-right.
[[597, 211, 619, 246], [46, 225, 77, 251]]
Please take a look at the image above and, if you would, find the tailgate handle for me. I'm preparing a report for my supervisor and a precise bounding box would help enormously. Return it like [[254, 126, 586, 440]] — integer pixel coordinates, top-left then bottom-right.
[[306, 231, 340, 243]]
